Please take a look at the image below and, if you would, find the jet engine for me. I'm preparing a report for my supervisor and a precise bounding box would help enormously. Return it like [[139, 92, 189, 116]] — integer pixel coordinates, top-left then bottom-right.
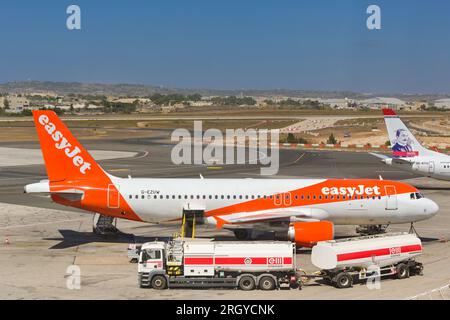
[[287, 221, 334, 248]]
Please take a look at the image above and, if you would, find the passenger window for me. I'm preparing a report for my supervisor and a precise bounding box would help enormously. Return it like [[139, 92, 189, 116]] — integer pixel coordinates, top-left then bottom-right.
[[141, 195, 145, 199], [410, 193, 415, 199]]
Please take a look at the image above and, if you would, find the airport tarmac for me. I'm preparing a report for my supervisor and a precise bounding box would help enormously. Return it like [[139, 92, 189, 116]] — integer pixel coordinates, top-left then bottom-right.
[[0, 136, 449, 300]]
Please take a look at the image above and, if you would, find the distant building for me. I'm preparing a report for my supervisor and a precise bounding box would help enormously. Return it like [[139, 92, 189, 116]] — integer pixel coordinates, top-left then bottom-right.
[[359, 97, 406, 110], [434, 99, 450, 109], [189, 101, 213, 107], [112, 98, 151, 104], [319, 98, 352, 109], [1, 95, 30, 112]]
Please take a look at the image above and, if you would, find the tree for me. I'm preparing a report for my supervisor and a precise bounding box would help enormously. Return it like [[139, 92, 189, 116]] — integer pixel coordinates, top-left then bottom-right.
[[286, 133, 297, 143], [327, 133, 337, 145], [3, 97, 9, 109]]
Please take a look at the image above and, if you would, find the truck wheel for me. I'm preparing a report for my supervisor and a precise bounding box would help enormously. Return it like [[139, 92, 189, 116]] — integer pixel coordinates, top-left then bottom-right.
[[259, 276, 276, 290], [335, 272, 353, 289], [396, 264, 410, 279], [151, 275, 167, 290], [238, 275, 256, 291]]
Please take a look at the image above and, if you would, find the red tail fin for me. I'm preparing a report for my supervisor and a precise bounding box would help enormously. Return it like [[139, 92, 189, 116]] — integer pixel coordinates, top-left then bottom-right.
[[33, 110, 104, 182]]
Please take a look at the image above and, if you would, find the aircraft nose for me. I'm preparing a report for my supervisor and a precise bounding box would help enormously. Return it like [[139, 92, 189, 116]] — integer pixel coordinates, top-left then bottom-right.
[[425, 199, 439, 217]]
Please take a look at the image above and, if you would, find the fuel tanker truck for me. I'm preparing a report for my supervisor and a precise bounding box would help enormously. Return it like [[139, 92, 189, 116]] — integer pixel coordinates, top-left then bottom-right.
[[137, 233, 423, 290], [138, 238, 300, 290], [311, 232, 423, 288]]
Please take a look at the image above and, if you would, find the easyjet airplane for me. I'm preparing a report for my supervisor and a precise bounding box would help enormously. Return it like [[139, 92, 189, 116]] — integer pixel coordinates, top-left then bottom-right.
[[25, 111, 439, 247], [374, 108, 450, 181]]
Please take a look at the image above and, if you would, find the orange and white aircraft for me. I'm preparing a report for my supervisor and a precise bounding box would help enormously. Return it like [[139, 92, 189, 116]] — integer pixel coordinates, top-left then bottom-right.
[[25, 111, 439, 246]]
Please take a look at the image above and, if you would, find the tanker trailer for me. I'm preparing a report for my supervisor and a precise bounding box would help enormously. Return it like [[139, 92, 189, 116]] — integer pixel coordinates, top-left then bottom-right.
[[311, 232, 423, 288]]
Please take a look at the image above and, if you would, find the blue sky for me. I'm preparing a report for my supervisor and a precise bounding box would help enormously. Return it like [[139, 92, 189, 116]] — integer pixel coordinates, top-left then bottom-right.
[[0, 0, 449, 93]]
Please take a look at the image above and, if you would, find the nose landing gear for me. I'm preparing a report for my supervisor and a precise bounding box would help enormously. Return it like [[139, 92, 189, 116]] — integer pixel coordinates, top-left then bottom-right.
[[409, 222, 419, 236]]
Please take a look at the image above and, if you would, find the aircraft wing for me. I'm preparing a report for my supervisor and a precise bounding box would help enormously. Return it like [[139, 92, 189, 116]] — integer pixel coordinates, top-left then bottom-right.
[[211, 207, 330, 228]]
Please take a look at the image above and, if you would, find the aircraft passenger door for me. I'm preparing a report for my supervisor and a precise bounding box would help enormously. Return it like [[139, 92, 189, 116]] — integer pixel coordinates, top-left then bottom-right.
[[429, 161, 435, 174], [274, 193, 283, 206], [384, 185, 398, 210], [107, 184, 120, 209]]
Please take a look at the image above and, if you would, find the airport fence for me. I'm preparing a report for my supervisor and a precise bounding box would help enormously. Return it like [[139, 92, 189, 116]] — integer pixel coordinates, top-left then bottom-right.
[[274, 143, 450, 154]]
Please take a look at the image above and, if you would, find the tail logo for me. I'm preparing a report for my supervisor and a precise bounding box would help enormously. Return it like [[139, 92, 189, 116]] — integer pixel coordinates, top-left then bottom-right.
[[392, 129, 418, 157], [39, 115, 92, 174]]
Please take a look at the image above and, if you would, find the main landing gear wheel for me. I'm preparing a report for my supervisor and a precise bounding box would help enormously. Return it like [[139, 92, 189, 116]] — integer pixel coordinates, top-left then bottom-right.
[[356, 224, 388, 235], [233, 229, 251, 240]]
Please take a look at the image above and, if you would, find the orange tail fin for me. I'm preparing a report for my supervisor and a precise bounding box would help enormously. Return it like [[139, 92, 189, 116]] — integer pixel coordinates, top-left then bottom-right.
[[33, 110, 105, 182]]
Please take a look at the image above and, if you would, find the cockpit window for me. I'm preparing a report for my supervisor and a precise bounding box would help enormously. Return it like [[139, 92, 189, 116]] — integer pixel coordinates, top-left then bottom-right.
[[410, 192, 424, 200]]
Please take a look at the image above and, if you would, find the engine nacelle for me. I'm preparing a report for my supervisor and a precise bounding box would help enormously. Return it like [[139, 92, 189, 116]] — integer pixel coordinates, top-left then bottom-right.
[[287, 221, 334, 248]]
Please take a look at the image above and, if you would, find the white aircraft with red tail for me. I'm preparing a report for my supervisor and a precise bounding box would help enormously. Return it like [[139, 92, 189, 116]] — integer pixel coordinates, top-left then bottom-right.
[[376, 109, 450, 181]]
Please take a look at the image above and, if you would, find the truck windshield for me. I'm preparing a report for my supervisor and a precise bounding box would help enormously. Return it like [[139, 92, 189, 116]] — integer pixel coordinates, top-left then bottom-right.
[[142, 249, 161, 260]]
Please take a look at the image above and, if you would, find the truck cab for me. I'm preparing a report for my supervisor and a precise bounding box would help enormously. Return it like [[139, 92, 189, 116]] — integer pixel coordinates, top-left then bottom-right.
[[138, 242, 169, 288]]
